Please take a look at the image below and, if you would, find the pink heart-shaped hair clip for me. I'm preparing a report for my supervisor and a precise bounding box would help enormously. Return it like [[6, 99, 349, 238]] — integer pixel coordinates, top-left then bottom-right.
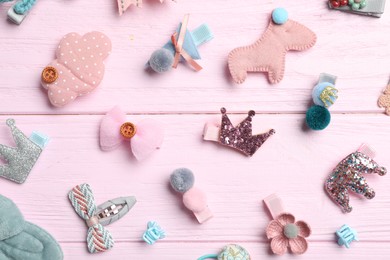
[[99, 106, 164, 161]]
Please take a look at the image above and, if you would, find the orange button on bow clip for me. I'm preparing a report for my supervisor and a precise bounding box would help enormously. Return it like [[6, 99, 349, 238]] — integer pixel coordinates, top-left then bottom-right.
[[120, 122, 137, 139]]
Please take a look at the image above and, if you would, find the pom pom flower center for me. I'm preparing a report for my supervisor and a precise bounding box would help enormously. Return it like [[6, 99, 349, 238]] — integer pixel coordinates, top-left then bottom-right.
[[283, 223, 299, 239]]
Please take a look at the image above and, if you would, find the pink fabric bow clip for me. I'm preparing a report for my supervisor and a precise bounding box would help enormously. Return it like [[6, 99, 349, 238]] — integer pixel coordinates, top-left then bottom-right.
[[100, 106, 164, 161]]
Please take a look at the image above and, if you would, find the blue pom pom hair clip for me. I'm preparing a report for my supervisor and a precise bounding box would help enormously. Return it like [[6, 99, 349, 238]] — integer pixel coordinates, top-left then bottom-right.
[[147, 14, 214, 73], [306, 73, 338, 130], [0, 0, 37, 25]]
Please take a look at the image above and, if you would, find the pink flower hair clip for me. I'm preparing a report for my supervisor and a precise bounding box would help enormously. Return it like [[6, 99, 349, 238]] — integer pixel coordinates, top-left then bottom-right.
[[99, 106, 164, 161], [263, 194, 311, 255]]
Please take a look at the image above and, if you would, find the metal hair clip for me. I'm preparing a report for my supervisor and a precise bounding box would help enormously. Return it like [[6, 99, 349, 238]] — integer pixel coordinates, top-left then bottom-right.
[[68, 183, 137, 253], [96, 197, 137, 226]]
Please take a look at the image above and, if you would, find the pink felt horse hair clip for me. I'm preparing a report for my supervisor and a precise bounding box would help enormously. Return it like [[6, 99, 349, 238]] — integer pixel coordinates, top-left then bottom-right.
[[41, 31, 112, 107], [100, 106, 164, 161], [228, 8, 316, 84]]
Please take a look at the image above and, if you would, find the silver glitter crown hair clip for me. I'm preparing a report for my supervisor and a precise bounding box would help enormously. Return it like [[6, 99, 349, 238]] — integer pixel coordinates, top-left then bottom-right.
[[203, 108, 275, 156], [0, 119, 49, 184]]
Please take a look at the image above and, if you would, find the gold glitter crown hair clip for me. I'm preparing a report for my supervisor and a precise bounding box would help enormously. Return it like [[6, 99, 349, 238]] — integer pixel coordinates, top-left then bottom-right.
[[0, 119, 49, 184], [203, 108, 275, 156]]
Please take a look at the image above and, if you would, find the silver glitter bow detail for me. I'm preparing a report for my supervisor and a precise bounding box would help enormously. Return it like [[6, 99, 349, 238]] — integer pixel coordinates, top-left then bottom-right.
[[0, 119, 48, 184], [68, 184, 114, 254]]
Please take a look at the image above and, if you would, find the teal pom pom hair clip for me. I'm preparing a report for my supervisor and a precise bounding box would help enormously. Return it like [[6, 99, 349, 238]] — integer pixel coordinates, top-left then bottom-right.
[[306, 73, 338, 130], [0, 0, 37, 24]]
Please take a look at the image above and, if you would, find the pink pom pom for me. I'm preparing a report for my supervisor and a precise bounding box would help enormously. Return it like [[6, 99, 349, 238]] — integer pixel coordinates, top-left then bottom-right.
[[182, 187, 207, 213]]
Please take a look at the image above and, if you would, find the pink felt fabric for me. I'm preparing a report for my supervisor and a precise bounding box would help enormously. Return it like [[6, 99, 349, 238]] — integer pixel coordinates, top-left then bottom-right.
[[41, 32, 112, 107], [266, 213, 311, 255], [228, 16, 316, 84], [182, 187, 207, 213], [99, 106, 164, 161]]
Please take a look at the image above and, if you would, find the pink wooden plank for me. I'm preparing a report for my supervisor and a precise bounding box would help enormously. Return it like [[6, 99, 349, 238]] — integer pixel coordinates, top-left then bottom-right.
[[0, 114, 389, 245], [61, 241, 390, 260], [0, 0, 388, 114]]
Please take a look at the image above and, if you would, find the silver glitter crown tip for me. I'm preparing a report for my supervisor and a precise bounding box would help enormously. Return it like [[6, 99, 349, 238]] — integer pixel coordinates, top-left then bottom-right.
[[0, 119, 45, 184]]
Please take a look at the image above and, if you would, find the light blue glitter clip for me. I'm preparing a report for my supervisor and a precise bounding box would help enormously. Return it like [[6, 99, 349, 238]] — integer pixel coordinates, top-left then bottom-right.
[[142, 221, 166, 245], [336, 224, 358, 248]]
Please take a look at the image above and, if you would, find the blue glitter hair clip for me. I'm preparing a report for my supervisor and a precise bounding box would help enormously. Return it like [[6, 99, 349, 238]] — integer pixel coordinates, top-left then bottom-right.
[[0, 119, 49, 184], [325, 144, 387, 213]]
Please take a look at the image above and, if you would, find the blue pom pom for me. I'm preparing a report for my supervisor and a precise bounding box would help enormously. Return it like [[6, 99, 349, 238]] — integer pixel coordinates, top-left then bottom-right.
[[170, 168, 195, 193], [306, 105, 331, 130], [149, 48, 174, 73], [312, 82, 338, 108], [272, 8, 288, 25]]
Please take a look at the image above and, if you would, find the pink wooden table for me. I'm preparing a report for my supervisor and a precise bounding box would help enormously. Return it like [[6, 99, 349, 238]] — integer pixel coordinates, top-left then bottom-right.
[[1, 0, 390, 259]]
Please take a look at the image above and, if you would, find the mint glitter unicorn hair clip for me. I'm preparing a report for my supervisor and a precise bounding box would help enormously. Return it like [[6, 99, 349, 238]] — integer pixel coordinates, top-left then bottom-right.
[[0, 0, 37, 24]]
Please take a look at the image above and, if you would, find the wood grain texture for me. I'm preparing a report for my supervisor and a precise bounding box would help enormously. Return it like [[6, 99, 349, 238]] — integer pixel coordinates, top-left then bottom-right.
[[0, 0, 389, 259]]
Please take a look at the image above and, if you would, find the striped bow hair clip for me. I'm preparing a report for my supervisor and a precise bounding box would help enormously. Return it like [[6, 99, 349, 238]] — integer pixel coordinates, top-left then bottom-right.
[[68, 183, 137, 253], [100, 106, 164, 161]]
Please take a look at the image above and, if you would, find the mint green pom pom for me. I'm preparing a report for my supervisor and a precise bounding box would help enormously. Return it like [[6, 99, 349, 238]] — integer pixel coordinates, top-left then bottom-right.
[[306, 105, 331, 130], [272, 8, 288, 25], [351, 3, 360, 10]]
